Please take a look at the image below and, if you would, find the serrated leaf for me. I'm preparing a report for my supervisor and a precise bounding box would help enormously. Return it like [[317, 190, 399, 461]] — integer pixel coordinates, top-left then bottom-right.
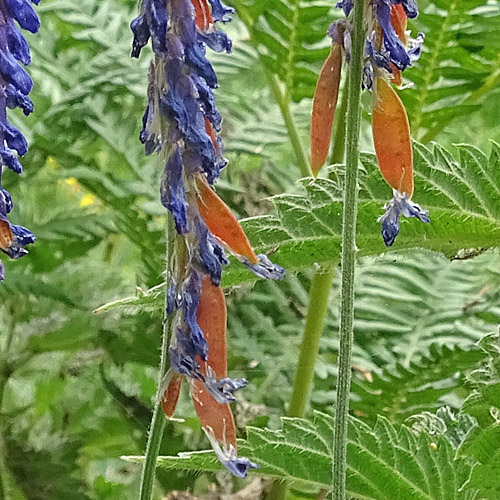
[[126, 412, 476, 499], [457, 332, 500, 499], [233, 0, 334, 101], [223, 141, 500, 285], [352, 344, 486, 423], [405, 1, 500, 141]]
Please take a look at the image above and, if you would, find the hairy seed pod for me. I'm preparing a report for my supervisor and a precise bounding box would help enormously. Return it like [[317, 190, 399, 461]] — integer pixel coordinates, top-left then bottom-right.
[[204, 118, 219, 155], [196, 177, 258, 264], [191, 277, 237, 447], [372, 77, 413, 196], [192, 0, 214, 31], [391, 5, 408, 44], [0, 221, 13, 252], [161, 371, 184, 418], [310, 43, 342, 176]]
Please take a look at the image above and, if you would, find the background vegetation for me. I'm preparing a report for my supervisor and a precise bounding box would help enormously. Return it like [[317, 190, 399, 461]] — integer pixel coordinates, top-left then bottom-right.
[[1, 0, 499, 498]]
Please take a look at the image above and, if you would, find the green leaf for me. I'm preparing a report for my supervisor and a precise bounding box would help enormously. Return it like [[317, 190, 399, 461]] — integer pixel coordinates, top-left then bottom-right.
[[352, 344, 486, 423], [125, 411, 476, 499], [222, 141, 500, 286], [405, 1, 500, 141], [457, 332, 500, 499], [0, 271, 79, 308], [231, 0, 335, 101], [27, 316, 98, 352]]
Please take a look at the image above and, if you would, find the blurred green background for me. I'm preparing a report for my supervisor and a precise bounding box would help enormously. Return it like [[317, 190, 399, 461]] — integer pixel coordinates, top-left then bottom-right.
[[1, 0, 499, 498]]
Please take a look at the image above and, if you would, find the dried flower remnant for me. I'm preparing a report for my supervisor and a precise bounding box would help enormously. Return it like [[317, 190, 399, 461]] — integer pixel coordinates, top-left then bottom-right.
[[312, 0, 428, 246], [0, 0, 39, 280], [131, 0, 283, 476]]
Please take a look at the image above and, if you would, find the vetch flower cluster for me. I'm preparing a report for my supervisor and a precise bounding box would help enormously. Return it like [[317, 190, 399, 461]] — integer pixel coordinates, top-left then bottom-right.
[[311, 0, 429, 246], [0, 0, 39, 281], [131, 0, 284, 477]]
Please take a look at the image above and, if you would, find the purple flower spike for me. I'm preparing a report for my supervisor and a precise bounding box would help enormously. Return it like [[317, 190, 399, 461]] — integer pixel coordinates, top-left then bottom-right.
[[132, 0, 285, 476], [0, 0, 40, 280]]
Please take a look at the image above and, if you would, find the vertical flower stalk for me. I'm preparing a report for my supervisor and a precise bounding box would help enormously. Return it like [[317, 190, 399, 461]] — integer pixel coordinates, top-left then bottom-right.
[[0, 0, 39, 281], [309, 1, 428, 498], [131, 0, 284, 486]]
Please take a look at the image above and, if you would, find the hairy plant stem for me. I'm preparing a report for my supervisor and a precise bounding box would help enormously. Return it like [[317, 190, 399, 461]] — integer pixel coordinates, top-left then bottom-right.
[[138, 215, 175, 500], [332, 2, 365, 499], [330, 80, 349, 166], [269, 266, 336, 500], [269, 73, 349, 500]]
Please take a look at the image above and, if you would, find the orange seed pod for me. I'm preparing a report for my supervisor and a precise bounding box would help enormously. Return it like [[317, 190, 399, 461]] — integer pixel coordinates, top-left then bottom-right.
[[0, 221, 13, 252], [191, 277, 237, 447], [372, 77, 414, 196], [389, 5, 408, 86], [196, 177, 258, 265], [161, 371, 184, 418], [204, 118, 219, 156], [310, 43, 343, 176], [391, 5, 408, 44], [191, 0, 214, 31]]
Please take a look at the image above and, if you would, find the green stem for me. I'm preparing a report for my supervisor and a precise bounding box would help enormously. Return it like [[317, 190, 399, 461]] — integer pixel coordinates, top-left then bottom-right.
[[138, 216, 175, 500], [232, 0, 310, 178], [329, 78, 349, 166], [288, 267, 336, 417], [269, 266, 336, 500], [266, 72, 310, 177], [332, 1, 365, 499], [269, 44, 350, 500]]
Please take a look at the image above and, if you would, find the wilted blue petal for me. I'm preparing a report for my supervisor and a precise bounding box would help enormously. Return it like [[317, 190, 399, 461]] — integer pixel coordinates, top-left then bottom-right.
[[0, 148, 23, 174], [208, 0, 234, 23], [327, 20, 348, 47], [336, 0, 353, 16], [6, 20, 31, 65], [0, 188, 14, 215], [130, 15, 150, 58], [0, 222, 36, 258], [182, 272, 209, 359], [362, 63, 374, 90], [397, 0, 418, 19], [169, 344, 203, 380], [204, 368, 248, 404], [408, 32, 425, 62], [6, 0, 40, 33], [193, 216, 228, 286], [4, 83, 34, 115], [0, 261, 4, 282], [144, 0, 168, 53], [378, 191, 430, 247], [161, 147, 189, 234], [199, 30, 232, 53], [224, 458, 260, 479], [204, 429, 260, 478], [365, 38, 393, 72], [0, 51, 33, 94], [193, 74, 222, 131], [243, 254, 285, 280], [376, 1, 411, 70], [184, 39, 218, 88], [0, 120, 28, 156]]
